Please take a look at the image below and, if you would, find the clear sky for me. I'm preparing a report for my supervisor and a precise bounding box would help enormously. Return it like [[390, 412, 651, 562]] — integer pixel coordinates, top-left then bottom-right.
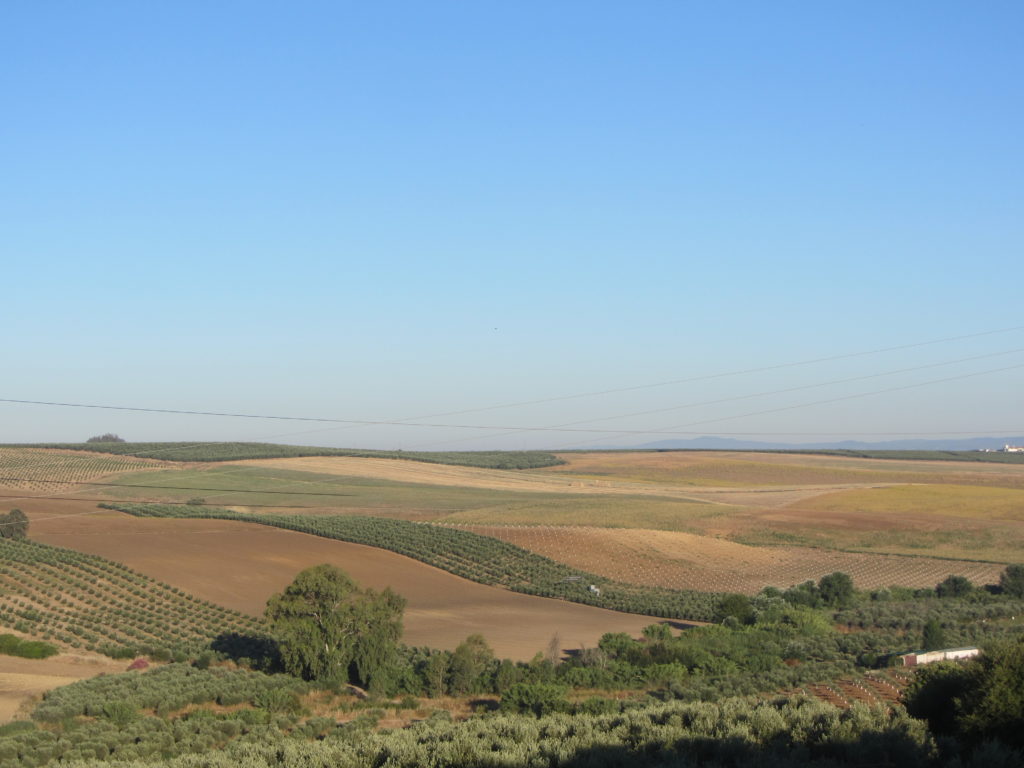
[[3, 2, 1022, 449]]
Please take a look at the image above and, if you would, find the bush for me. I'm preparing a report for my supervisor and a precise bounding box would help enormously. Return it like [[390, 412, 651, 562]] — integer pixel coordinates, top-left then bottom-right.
[[0, 634, 58, 659], [500, 682, 568, 717]]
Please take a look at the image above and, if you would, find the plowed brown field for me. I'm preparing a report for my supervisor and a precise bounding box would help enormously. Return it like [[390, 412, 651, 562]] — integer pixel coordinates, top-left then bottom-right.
[[23, 501, 671, 660]]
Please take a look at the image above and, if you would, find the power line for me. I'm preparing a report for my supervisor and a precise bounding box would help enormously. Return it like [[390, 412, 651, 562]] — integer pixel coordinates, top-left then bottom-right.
[[334, 323, 1024, 423], [402, 347, 1024, 449], [5, 358, 1024, 438], [4, 324, 1023, 437]]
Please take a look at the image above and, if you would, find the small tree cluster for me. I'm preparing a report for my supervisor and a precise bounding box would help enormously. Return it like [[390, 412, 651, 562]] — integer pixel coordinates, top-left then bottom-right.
[[0, 509, 28, 539], [85, 433, 126, 443]]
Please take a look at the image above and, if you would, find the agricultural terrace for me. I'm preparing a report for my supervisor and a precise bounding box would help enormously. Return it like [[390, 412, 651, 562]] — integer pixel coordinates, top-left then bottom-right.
[[0, 447, 169, 494], [0, 537, 261, 656], [101, 503, 719, 622], [27, 506, 676, 660]]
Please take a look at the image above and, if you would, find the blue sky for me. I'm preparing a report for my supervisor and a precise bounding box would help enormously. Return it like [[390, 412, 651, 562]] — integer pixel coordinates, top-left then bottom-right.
[[2, 2, 1022, 448]]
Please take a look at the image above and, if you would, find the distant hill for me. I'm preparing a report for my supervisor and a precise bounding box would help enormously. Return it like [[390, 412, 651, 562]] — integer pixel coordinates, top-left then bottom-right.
[[626, 436, 1024, 452]]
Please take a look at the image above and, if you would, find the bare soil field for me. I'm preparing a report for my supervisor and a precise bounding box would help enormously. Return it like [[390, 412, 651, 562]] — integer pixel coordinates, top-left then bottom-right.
[[0, 652, 126, 723], [452, 524, 1006, 595], [23, 502, 670, 660]]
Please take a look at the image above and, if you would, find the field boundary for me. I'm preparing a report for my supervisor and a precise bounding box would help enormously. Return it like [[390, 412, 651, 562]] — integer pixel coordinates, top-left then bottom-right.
[[100, 503, 719, 622]]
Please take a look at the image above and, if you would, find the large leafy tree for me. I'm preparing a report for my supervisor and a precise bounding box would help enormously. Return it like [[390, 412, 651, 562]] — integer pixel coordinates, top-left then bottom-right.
[[265, 564, 405, 691]]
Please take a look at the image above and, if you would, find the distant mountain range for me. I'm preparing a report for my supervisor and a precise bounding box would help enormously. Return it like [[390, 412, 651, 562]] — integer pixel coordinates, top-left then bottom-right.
[[606, 436, 1024, 451]]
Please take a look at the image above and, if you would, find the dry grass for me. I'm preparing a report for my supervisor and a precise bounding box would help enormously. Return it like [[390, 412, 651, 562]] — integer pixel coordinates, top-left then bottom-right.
[[785, 483, 1024, 522], [455, 524, 1007, 595], [0, 652, 127, 724], [544, 451, 1024, 490], [437, 496, 734, 531]]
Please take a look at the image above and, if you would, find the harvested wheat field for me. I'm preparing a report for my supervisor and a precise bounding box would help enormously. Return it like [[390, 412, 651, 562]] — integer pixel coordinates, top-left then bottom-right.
[[24, 503, 670, 660], [0, 652, 126, 723], [453, 524, 1007, 595], [225, 456, 731, 502], [543, 451, 1024, 491]]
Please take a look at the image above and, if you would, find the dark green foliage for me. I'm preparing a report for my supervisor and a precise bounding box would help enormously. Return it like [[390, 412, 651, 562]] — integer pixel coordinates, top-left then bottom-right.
[[16, 441, 565, 468], [783, 580, 821, 608], [105, 503, 721, 621], [999, 565, 1024, 598], [957, 638, 1024, 748], [818, 572, 855, 608], [447, 634, 494, 695], [922, 618, 947, 651], [0, 509, 28, 540], [937, 575, 974, 598], [266, 565, 405, 691], [0, 634, 58, 659], [906, 637, 1024, 752], [904, 661, 974, 736], [499, 682, 568, 716], [716, 593, 755, 624], [85, 434, 125, 443]]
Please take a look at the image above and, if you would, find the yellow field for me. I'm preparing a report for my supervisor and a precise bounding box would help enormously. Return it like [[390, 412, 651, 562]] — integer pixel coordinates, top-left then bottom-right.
[[543, 450, 1024, 490], [785, 483, 1024, 521], [452, 524, 1007, 594], [438, 495, 735, 531]]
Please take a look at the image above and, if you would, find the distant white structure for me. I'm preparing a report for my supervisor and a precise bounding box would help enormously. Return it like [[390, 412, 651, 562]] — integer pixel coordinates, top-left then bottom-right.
[[588, 584, 601, 596], [899, 647, 980, 667], [1001, 444, 1024, 453]]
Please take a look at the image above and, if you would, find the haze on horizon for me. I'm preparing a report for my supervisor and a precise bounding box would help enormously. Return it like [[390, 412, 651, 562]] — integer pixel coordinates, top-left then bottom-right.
[[3, 2, 1022, 450]]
